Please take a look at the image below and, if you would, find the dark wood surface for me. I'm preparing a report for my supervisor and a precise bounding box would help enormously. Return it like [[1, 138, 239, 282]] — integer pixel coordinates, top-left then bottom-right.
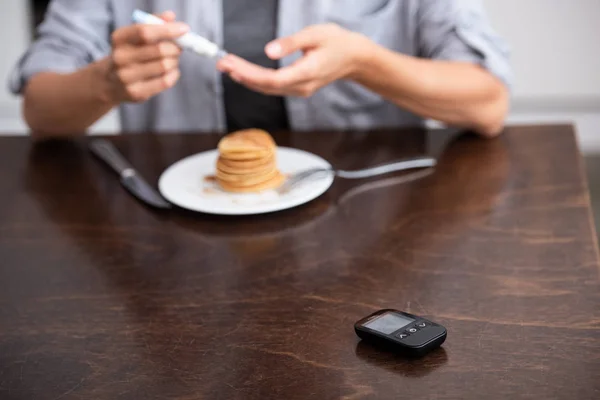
[[0, 125, 599, 399]]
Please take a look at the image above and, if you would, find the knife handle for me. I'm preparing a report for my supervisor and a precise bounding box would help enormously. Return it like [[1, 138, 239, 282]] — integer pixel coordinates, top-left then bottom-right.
[[89, 139, 133, 177]]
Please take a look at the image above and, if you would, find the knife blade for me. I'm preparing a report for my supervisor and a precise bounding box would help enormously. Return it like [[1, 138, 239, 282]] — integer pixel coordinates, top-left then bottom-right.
[[89, 139, 171, 209]]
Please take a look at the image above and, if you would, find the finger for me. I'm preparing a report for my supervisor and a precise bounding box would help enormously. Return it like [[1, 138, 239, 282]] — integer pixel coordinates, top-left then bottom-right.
[[265, 25, 324, 60], [230, 68, 312, 96], [224, 55, 277, 85], [240, 76, 318, 97], [237, 70, 314, 94], [117, 57, 179, 84], [225, 54, 313, 91], [239, 82, 279, 96], [216, 56, 234, 73], [113, 42, 181, 66], [112, 22, 189, 45], [230, 73, 281, 96], [238, 79, 314, 97], [270, 50, 326, 87], [126, 69, 181, 102], [159, 10, 176, 22]]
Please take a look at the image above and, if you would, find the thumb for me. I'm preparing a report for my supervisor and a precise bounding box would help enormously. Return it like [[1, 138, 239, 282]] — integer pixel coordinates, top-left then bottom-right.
[[265, 26, 323, 60]]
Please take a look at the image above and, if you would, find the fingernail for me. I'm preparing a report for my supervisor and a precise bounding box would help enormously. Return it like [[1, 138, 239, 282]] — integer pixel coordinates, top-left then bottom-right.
[[266, 42, 282, 58], [167, 70, 180, 86]]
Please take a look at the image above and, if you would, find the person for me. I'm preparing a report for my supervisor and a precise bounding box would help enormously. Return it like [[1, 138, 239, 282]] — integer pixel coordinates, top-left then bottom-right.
[[9, 0, 512, 140]]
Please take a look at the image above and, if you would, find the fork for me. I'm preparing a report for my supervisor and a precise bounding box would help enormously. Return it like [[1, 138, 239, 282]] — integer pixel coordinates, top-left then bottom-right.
[[278, 156, 436, 193]]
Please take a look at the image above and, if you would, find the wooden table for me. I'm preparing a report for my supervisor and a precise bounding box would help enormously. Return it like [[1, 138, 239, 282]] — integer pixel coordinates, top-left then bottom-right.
[[0, 125, 599, 399]]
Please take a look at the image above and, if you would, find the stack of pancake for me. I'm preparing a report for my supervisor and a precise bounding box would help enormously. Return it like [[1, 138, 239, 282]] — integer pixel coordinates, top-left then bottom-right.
[[216, 129, 284, 193]]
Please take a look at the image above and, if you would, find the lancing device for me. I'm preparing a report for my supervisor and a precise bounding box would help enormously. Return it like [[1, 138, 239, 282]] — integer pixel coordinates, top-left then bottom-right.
[[131, 9, 227, 60]]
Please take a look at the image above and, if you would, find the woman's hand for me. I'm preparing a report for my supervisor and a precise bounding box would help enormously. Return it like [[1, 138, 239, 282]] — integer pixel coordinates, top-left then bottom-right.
[[217, 24, 374, 97], [105, 11, 189, 104], [216, 22, 508, 137]]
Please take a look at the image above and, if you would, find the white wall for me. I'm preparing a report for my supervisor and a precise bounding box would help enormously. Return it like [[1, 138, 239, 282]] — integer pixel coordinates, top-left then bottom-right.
[[1, 1, 599, 148], [0, 1, 118, 134], [0, 1, 30, 131], [483, 0, 600, 101], [482, 0, 600, 152]]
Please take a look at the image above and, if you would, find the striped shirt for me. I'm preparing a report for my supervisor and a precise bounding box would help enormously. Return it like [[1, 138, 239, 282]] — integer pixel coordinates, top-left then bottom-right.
[[8, 0, 512, 133]]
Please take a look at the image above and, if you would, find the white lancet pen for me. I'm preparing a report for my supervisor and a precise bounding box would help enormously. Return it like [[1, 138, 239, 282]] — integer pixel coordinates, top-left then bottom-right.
[[131, 9, 228, 60]]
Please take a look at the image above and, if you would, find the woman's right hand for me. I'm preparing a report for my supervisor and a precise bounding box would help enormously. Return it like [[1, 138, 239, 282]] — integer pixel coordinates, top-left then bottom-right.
[[104, 11, 189, 104]]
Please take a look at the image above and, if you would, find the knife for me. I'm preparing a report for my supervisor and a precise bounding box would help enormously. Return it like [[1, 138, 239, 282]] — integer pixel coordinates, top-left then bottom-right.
[[89, 139, 172, 209]]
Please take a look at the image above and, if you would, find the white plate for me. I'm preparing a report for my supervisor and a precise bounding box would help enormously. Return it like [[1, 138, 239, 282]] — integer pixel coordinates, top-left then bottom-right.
[[158, 147, 334, 215]]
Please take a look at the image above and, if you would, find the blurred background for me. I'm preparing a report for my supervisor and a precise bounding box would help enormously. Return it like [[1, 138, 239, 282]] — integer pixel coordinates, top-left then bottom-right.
[[1, 0, 600, 227]]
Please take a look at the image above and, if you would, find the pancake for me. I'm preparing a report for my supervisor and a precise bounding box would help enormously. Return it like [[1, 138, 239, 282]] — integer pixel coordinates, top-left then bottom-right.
[[217, 160, 275, 176], [218, 129, 276, 156], [214, 129, 284, 193], [218, 153, 275, 169], [218, 172, 285, 193], [217, 166, 279, 186], [218, 149, 273, 161]]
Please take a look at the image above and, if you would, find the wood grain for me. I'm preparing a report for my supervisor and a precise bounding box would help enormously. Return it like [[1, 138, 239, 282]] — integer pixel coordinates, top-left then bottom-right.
[[0, 125, 598, 399]]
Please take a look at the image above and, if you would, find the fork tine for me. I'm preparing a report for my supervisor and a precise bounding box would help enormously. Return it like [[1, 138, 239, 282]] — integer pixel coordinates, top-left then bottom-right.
[[278, 168, 331, 194]]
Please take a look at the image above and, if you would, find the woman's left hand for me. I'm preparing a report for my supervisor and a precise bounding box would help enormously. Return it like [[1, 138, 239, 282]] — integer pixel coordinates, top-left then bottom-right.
[[216, 24, 373, 97]]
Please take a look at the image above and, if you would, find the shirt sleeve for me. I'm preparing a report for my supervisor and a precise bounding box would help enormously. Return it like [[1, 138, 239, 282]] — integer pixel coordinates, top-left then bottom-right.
[[416, 0, 513, 89], [8, 0, 113, 95]]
